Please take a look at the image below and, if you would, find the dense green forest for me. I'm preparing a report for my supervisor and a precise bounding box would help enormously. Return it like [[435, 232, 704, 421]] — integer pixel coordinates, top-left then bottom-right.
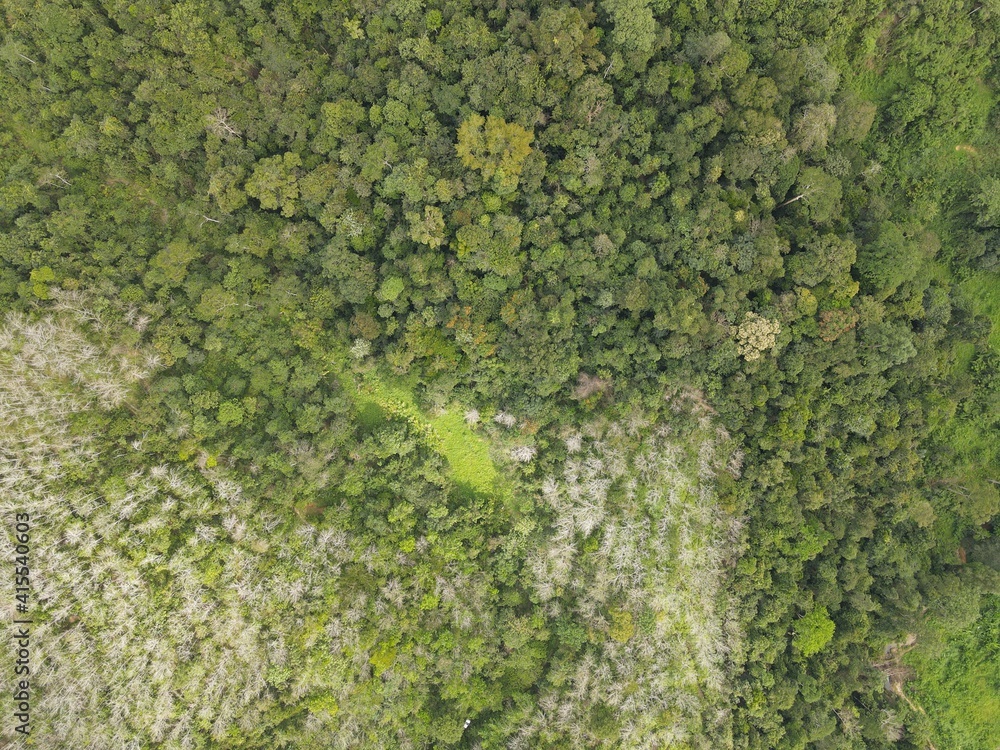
[[1, 0, 999, 747]]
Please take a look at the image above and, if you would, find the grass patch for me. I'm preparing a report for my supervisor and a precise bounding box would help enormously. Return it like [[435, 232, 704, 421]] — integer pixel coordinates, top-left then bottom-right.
[[958, 271, 1000, 352], [950, 341, 977, 378], [851, 65, 909, 104], [331, 355, 498, 495], [428, 409, 497, 493], [905, 596, 1000, 750]]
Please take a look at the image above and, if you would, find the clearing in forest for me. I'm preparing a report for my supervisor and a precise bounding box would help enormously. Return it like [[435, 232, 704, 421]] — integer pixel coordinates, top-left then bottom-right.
[[959, 271, 1000, 352], [334, 358, 499, 494]]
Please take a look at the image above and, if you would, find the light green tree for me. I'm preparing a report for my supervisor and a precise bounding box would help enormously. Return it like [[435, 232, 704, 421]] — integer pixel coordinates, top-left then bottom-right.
[[793, 606, 836, 656], [456, 114, 533, 196], [406, 205, 446, 247]]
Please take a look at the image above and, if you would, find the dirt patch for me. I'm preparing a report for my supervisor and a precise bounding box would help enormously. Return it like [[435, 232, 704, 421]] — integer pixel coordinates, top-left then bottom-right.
[[876, 633, 936, 743]]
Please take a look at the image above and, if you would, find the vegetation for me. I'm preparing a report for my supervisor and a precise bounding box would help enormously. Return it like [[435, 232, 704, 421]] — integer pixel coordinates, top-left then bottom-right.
[[904, 594, 1000, 749], [1, 0, 999, 748]]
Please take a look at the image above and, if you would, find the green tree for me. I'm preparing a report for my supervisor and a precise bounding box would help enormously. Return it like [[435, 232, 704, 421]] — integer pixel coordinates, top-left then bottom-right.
[[786, 233, 857, 298], [407, 205, 446, 248], [208, 165, 248, 214], [246, 152, 301, 217], [782, 166, 842, 224], [854, 221, 916, 298], [793, 606, 835, 657], [601, 0, 657, 68], [454, 214, 524, 279], [147, 240, 199, 287], [973, 176, 1000, 227], [528, 5, 604, 82]]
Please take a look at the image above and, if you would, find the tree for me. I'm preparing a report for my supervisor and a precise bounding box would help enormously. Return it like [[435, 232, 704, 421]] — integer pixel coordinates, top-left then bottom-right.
[[793, 606, 835, 656], [323, 244, 378, 304], [792, 103, 837, 153], [454, 214, 524, 278], [735, 312, 781, 361], [217, 398, 245, 426], [601, 0, 657, 68], [786, 233, 857, 299], [246, 152, 301, 217], [854, 221, 916, 298], [528, 5, 604, 82], [406, 205, 446, 248], [859, 320, 917, 374], [455, 114, 534, 196], [147, 240, 198, 287], [195, 285, 238, 323], [833, 92, 877, 144], [208, 165, 247, 214], [780, 166, 842, 224]]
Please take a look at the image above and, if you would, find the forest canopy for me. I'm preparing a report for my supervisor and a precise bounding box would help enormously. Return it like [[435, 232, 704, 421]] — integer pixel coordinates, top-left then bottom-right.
[[1, 0, 1000, 748]]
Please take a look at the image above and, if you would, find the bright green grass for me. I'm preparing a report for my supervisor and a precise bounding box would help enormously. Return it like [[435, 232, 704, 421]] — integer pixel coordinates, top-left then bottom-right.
[[372, 370, 422, 408], [851, 65, 909, 105], [938, 270, 1000, 523], [959, 271, 1000, 352], [951, 341, 978, 378], [905, 596, 1000, 750], [428, 409, 497, 492]]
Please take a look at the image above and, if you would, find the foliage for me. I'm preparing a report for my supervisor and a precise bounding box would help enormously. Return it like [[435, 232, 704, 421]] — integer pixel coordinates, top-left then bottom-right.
[[905, 594, 1000, 749], [734, 312, 781, 362], [456, 114, 534, 197], [1, 0, 999, 747], [793, 606, 836, 657]]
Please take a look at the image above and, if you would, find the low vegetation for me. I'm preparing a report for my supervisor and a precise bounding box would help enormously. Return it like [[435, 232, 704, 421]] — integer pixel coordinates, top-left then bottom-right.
[[1, 0, 999, 747]]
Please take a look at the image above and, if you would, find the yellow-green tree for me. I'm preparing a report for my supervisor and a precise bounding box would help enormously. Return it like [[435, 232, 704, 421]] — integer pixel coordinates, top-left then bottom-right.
[[456, 114, 533, 196]]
